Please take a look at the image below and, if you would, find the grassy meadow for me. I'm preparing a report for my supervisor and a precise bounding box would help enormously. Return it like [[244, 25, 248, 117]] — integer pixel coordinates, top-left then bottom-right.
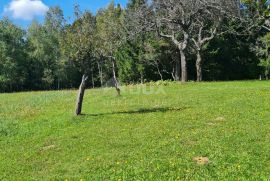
[[1, 81, 270, 180]]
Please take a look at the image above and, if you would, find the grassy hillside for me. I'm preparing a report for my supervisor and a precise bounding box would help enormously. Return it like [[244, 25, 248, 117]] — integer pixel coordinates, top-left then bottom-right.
[[1, 81, 270, 180]]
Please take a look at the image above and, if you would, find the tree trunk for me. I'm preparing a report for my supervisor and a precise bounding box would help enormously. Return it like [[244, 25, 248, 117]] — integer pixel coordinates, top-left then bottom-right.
[[172, 67, 176, 81], [140, 72, 144, 84], [175, 59, 180, 81], [155, 61, 163, 81], [180, 49, 187, 82], [97, 60, 103, 86], [91, 69, 95, 88], [75, 74, 88, 116], [112, 58, 121, 96], [196, 51, 203, 82], [57, 78, 60, 90]]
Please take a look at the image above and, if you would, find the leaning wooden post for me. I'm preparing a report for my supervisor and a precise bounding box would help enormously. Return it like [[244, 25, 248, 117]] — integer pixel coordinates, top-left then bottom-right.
[[75, 74, 88, 116]]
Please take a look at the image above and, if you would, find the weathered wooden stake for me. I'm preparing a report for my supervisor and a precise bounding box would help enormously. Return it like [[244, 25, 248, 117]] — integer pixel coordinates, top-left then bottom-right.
[[75, 74, 88, 116]]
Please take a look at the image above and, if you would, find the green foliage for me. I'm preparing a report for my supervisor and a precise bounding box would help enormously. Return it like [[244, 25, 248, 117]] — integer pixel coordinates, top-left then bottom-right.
[[63, 10, 96, 74], [0, 18, 28, 91], [203, 34, 260, 80], [257, 33, 270, 78], [0, 2, 269, 92], [96, 1, 125, 57], [27, 7, 65, 89], [242, 0, 270, 16], [116, 43, 141, 82]]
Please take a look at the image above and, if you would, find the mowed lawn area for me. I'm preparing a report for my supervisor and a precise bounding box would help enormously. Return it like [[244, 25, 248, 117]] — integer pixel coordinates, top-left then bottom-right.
[[1, 81, 270, 180]]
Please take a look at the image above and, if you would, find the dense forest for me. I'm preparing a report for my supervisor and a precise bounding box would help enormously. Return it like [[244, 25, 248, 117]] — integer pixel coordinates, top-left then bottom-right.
[[0, 0, 269, 92]]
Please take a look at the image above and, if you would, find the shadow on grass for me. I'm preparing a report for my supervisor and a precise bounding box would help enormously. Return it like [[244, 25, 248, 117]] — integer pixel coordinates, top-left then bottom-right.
[[81, 107, 188, 117]]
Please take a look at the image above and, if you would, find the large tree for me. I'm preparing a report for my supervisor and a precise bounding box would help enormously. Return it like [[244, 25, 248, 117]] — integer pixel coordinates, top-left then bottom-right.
[[190, 1, 237, 81], [0, 19, 28, 92], [153, 0, 240, 82], [153, 0, 202, 82], [96, 2, 125, 95], [27, 7, 65, 89]]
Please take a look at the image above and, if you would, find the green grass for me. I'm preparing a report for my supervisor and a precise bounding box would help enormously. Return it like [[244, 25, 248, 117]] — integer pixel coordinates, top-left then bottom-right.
[[1, 81, 270, 180]]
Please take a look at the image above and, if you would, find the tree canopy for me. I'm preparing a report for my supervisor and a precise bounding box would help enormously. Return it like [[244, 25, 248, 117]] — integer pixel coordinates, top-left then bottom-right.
[[0, 0, 269, 92]]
